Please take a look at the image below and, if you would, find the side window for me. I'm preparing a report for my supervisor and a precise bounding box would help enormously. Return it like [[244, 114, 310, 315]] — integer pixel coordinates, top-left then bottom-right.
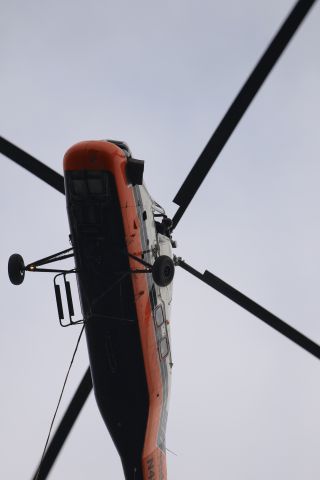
[[154, 305, 164, 327], [159, 337, 169, 359], [154, 304, 170, 360]]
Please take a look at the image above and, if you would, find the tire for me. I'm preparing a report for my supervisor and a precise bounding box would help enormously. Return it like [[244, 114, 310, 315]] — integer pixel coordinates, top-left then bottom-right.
[[152, 255, 175, 287], [8, 254, 25, 285]]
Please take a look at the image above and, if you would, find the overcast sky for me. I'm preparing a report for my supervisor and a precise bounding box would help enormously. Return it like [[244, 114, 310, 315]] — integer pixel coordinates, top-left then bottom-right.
[[1, 1, 320, 479]]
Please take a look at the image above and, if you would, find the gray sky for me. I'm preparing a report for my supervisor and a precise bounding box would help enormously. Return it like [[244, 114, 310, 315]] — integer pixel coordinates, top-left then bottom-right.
[[1, 0, 320, 478]]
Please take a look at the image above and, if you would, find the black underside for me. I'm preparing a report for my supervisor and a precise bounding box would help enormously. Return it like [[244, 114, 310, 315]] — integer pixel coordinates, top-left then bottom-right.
[[65, 170, 149, 480]]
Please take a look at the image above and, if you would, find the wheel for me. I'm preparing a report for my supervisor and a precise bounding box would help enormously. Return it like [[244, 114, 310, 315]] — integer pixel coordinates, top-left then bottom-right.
[[152, 255, 175, 287], [8, 254, 25, 285]]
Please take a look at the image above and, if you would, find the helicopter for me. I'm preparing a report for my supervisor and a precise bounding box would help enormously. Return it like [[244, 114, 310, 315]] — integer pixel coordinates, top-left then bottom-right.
[[1, 0, 320, 479]]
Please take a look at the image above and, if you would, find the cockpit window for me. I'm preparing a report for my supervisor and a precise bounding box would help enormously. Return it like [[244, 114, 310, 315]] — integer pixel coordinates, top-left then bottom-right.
[[70, 170, 109, 197]]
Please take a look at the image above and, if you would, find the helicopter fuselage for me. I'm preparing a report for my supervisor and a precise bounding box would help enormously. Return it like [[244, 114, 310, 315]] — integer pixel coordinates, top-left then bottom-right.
[[64, 141, 172, 480]]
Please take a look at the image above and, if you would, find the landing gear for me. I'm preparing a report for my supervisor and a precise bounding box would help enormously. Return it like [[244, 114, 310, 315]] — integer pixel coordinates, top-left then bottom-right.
[[152, 255, 175, 287], [8, 254, 25, 285], [128, 253, 175, 287], [8, 247, 74, 285], [8, 247, 80, 326]]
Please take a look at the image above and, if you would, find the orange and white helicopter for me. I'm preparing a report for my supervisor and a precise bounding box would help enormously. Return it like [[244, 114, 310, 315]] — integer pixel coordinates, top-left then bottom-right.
[[1, 1, 320, 479]]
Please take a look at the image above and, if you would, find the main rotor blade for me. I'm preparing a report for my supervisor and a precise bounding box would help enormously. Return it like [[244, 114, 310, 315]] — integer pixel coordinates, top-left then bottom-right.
[[172, 0, 317, 229], [177, 258, 320, 360], [0, 136, 64, 194], [32, 367, 92, 480]]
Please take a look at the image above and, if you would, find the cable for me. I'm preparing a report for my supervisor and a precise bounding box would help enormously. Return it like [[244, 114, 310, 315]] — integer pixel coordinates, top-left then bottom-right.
[[166, 447, 178, 457], [34, 325, 85, 480]]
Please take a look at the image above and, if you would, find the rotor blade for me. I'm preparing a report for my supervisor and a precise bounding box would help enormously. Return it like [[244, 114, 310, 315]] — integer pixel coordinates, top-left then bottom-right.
[[32, 367, 92, 480], [0, 136, 65, 194], [172, 0, 317, 229], [177, 258, 320, 360]]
